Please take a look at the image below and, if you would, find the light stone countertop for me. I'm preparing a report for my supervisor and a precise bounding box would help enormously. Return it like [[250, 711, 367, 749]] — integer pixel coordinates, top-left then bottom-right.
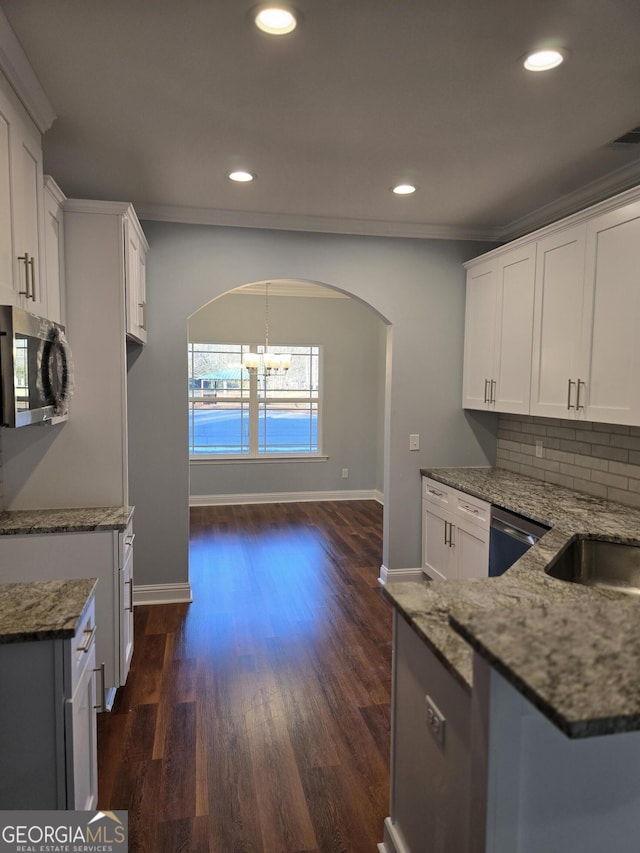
[[0, 505, 134, 535], [0, 578, 97, 643], [383, 466, 640, 737]]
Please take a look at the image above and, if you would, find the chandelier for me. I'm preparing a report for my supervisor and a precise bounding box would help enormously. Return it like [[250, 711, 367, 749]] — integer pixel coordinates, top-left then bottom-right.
[[243, 282, 291, 376]]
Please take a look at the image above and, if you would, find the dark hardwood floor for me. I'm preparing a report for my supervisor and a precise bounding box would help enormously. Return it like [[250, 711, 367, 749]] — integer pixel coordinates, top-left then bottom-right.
[[98, 500, 392, 852]]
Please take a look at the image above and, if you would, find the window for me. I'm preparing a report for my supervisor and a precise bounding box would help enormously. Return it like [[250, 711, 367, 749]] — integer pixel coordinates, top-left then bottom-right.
[[188, 342, 320, 457]]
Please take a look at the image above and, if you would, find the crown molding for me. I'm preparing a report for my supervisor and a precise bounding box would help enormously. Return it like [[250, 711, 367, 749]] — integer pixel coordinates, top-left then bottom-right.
[[0, 8, 56, 133], [43, 175, 66, 205], [464, 181, 640, 268], [135, 202, 502, 242], [499, 160, 640, 242]]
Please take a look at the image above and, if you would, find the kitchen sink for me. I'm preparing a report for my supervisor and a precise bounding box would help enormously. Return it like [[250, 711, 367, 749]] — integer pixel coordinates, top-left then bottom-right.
[[546, 538, 640, 595]]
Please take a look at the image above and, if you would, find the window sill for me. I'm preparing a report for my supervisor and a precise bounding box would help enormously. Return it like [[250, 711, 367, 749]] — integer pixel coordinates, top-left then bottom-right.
[[190, 454, 329, 465]]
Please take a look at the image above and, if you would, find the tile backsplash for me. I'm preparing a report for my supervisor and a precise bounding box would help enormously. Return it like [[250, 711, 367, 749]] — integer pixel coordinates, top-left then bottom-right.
[[497, 414, 640, 508]]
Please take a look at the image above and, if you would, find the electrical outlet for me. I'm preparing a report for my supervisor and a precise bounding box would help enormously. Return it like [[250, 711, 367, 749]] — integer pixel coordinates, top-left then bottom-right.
[[409, 434, 420, 451], [341, 468, 349, 478], [425, 695, 446, 746], [535, 440, 544, 458]]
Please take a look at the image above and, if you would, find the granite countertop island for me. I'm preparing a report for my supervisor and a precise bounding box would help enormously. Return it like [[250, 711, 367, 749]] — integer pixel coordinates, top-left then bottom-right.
[[0, 505, 134, 536], [0, 578, 97, 643], [384, 466, 640, 737]]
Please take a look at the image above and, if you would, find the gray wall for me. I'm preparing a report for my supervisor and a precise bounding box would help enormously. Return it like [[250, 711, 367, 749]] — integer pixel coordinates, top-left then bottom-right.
[[188, 290, 385, 498], [127, 222, 496, 587]]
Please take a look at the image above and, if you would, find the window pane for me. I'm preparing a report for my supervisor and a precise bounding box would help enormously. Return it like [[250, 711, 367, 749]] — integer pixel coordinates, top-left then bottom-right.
[[188, 342, 320, 456], [188, 343, 249, 400], [258, 402, 318, 454], [189, 401, 249, 455]]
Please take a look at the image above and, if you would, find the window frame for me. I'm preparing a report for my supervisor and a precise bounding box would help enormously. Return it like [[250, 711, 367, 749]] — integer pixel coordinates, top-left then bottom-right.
[[188, 342, 322, 460]]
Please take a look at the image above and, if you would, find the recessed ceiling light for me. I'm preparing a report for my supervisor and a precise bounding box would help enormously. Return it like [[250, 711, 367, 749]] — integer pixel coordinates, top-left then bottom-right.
[[523, 49, 565, 72], [392, 184, 417, 195], [228, 171, 256, 183], [254, 4, 298, 35]]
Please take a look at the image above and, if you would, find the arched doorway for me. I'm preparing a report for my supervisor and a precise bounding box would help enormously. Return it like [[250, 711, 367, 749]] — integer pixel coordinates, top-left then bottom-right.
[[187, 278, 390, 526]]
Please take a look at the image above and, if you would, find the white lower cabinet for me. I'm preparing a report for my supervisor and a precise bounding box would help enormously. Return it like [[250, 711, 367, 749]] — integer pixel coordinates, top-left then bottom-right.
[[422, 478, 490, 581], [0, 516, 135, 708], [0, 594, 97, 809], [385, 612, 472, 852]]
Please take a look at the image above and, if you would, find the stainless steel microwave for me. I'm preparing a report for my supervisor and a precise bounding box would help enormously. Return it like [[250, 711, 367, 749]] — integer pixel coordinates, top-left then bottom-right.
[[0, 305, 73, 427]]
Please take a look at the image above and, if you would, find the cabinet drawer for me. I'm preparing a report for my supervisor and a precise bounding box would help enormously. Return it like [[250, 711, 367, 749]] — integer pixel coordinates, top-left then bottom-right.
[[118, 518, 135, 569], [423, 477, 451, 508], [453, 493, 490, 530], [68, 596, 96, 696]]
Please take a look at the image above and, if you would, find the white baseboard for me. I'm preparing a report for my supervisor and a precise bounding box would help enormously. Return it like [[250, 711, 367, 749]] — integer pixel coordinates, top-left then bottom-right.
[[133, 582, 193, 605], [190, 489, 381, 506], [379, 818, 411, 853], [374, 489, 384, 505], [378, 565, 424, 585]]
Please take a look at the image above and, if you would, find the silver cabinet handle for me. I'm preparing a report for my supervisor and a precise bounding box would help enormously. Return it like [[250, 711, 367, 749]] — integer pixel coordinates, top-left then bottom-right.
[[567, 378, 576, 410], [77, 625, 97, 653], [483, 379, 489, 404], [448, 523, 455, 548], [127, 578, 134, 612], [490, 379, 496, 404], [93, 662, 107, 712], [17, 253, 30, 297], [125, 533, 136, 547], [138, 301, 147, 331], [429, 488, 443, 498], [461, 504, 479, 515], [576, 379, 585, 411], [443, 520, 448, 546], [28, 256, 35, 300]]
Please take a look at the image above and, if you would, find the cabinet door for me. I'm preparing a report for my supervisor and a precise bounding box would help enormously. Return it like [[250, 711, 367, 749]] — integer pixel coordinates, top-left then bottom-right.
[[65, 643, 98, 810], [455, 522, 489, 579], [43, 177, 66, 325], [493, 246, 536, 414], [125, 219, 147, 343], [11, 119, 45, 315], [137, 247, 147, 342], [582, 201, 640, 425], [423, 502, 455, 581], [119, 547, 134, 684], [530, 225, 587, 418], [462, 260, 497, 409], [0, 95, 13, 305]]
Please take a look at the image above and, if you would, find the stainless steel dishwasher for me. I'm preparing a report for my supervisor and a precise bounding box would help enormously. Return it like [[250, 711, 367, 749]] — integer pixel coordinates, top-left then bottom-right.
[[488, 506, 550, 577]]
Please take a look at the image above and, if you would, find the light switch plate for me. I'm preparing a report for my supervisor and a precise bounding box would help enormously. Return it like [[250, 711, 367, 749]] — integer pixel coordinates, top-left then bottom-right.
[[409, 434, 420, 451]]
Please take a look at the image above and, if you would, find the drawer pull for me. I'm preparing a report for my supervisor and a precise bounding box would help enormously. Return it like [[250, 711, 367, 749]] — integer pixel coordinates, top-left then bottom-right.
[[125, 533, 136, 547], [93, 663, 106, 712], [429, 488, 444, 497], [461, 504, 479, 515], [127, 578, 134, 612], [77, 625, 96, 653]]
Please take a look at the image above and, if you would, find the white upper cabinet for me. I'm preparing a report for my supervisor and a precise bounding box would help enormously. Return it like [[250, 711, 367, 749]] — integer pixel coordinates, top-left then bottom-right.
[[463, 244, 535, 414], [581, 201, 640, 425], [43, 175, 66, 326], [0, 71, 45, 315], [493, 246, 536, 413], [125, 212, 148, 344], [462, 260, 497, 409], [530, 225, 588, 419], [465, 187, 640, 427]]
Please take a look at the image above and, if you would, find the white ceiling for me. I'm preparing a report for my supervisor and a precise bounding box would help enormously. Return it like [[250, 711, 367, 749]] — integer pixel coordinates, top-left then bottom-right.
[[2, 0, 640, 241]]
